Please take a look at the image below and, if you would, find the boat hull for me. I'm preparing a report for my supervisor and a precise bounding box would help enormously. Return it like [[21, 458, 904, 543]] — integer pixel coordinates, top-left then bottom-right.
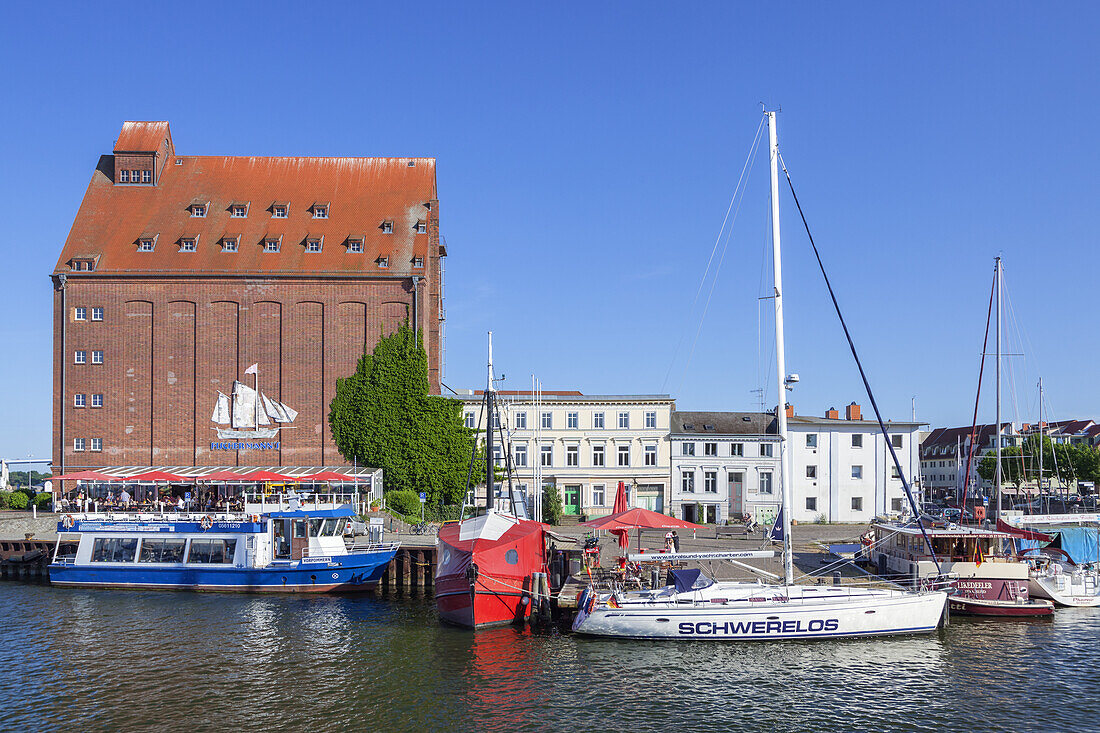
[[1027, 576, 1100, 607], [435, 573, 529, 628], [947, 595, 1054, 616], [48, 549, 397, 593], [573, 586, 948, 640]]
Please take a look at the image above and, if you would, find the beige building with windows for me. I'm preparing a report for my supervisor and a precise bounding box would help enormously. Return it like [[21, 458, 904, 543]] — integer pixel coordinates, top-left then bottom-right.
[[459, 391, 674, 517]]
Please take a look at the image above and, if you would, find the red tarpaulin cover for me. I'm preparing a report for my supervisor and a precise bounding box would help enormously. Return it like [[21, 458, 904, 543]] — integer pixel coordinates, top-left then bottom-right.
[[117, 470, 189, 482], [582, 507, 705, 532], [996, 518, 1053, 543]]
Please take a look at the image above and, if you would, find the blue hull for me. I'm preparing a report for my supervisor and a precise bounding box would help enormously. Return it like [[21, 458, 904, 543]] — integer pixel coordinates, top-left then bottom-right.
[[48, 550, 396, 593]]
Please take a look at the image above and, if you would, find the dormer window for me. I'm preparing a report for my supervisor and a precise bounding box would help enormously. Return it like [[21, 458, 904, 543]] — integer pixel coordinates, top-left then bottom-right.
[[119, 170, 129, 183], [312, 204, 329, 219], [230, 203, 249, 218], [179, 237, 197, 252], [381, 221, 394, 234], [377, 256, 389, 268], [190, 204, 207, 218], [272, 204, 288, 219], [137, 238, 155, 252], [305, 238, 323, 253], [70, 259, 95, 271], [415, 220, 427, 234], [141, 170, 152, 183], [413, 257, 424, 268], [347, 239, 363, 253], [264, 238, 281, 253], [222, 237, 239, 252]]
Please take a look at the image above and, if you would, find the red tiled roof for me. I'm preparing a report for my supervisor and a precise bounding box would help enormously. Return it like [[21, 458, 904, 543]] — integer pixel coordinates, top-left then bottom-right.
[[474, 390, 585, 396], [57, 123, 437, 276], [114, 121, 171, 152]]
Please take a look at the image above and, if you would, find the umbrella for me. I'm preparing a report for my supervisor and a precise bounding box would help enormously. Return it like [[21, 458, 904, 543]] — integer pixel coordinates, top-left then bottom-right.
[[50, 470, 119, 482], [198, 470, 251, 481], [610, 481, 630, 550], [245, 470, 296, 482], [118, 470, 189, 483], [583, 507, 704, 552], [298, 471, 355, 482]]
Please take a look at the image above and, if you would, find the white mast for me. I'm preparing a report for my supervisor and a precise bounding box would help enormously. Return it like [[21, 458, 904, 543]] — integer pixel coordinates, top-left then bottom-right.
[[1038, 376, 1044, 502], [767, 110, 794, 585], [995, 257, 1002, 517]]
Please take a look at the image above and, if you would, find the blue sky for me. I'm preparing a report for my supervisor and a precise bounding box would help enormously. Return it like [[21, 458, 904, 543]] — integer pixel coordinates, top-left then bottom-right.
[[1, 2, 1098, 463]]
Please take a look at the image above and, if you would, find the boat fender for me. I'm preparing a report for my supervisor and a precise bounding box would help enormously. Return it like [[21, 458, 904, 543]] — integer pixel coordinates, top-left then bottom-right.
[[200, 515, 214, 531], [61, 514, 75, 530], [465, 563, 479, 585]]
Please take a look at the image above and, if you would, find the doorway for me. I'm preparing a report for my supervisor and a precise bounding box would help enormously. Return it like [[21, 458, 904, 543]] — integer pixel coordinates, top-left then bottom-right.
[[728, 471, 744, 519], [681, 504, 697, 523], [563, 485, 582, 515]]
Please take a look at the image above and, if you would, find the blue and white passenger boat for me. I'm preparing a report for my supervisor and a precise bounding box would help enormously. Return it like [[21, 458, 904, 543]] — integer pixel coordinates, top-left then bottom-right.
[[49, 498, 398, 593]]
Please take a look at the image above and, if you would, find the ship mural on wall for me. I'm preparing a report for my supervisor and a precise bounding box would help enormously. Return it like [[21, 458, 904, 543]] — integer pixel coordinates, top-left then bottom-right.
[[210, 363, 297, 440]]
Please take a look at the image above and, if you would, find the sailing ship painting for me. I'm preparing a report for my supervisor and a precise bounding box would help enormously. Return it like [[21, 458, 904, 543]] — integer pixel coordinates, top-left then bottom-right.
[[211, 363, 298, 440]]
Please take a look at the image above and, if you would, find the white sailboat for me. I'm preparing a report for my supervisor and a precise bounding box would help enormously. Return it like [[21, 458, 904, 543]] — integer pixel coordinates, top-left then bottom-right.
[[211, 364, 297, 440], [572, 111, 948, 640]]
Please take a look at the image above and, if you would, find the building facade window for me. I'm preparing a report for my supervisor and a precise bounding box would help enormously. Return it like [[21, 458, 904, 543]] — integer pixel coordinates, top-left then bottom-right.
[[119, 170, 129, 183], [592, 484, 605, 507], [618, 412, 630, 429], [731, 443, 744, 457], [851, 496, 863, 511], [232, 205, 248, 218], [91, 350, 103, 364], [74, 394, 86, 408], [891, 466, 901, 479], [541, 412, 552, 429], [141, 170, 151, 183], [382, 221, 394, 233], [306, 239, 322, 253], [514, 444, 528, 467], [91, 438, 103, 452], [806, 497, 817, 511], [74, 307, 87, 321], [74, 350, 86, 364], [645, 411, 657, 428], [179, 238, 196, 252], [312, 205, 328, 219], [852, 434, 864, 448], [617, 445, 630, 467], [540, 445, 552, 467], [760, 443, 773, 457], [222, 238, 239, 252], [759, 471, 773, 494], [92, 394, 103, 408], [413, 257, 424, 268], [704, 470, 717, 493], [347, 240, 363, 253], [416, 221, 427, 234], [592, 445, 605, 467], [464, 412, 475, 428], [682, 442, 695, 456], [891, 435, 903, 449], [682, 471, 695, 493], [806, 465, 817, 479], [273, 205, 288, 218], [137, 239, 155, 252], [377, 257, 388, 268], [593, 412, 605, 429], [704, 442, 717, 456], [567, 411, 579, 429], [91, 307, 104, 321], [852, 465, 863, 479], [514, 411, 527, 429], [191, 205, 206, 217], [566, 445, 579, 466], [806, 433, 818, 448], [264, 239, 280, 253], [74, 438, 86, 452], [645, 444, 657, 466]]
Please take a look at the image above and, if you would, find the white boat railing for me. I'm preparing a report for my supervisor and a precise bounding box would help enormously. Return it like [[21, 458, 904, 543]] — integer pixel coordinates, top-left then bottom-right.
[[304, 541, 400, 557]]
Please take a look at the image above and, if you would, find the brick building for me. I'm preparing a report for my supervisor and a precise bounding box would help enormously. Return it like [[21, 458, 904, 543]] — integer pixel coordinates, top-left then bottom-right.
[[52, 121, 445, 476]]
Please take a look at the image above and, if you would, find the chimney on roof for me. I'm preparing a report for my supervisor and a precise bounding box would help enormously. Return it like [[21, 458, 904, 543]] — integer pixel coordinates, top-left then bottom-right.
[[825, 407, 839, 420], [846, 402, 862, 421], [785, 404, 794, 418]]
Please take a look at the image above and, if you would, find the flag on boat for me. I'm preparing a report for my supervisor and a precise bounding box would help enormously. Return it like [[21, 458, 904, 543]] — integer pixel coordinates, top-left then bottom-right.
[[244, 363, 258, 375], [768, 509, 784, 542], [975, 542, 984, 568], [606, 594, 621, 609]]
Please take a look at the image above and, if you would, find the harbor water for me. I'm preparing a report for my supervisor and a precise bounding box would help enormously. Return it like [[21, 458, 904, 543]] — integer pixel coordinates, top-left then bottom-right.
[[2, 583, 1098, 732]]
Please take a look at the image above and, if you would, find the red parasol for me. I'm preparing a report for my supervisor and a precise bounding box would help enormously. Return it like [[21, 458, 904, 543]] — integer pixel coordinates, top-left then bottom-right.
[[245, 470, 297, 482], [583, 507, 704, 553], [50, 470, 119, 482], [297, 471, 355, 482], [197, 470, 251, 481], [118, 470, 189, 482], [610, 481, 630, 549]]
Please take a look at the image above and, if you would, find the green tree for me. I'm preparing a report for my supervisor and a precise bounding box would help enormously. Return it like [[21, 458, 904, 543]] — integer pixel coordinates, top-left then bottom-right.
[[978, 445, 1026, 488], [329, 324, 473, 508], [542, 484, 563, 526]]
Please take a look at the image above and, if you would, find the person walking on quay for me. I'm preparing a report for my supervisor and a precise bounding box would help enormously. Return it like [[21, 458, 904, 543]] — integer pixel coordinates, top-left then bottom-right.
[[665, 531, 675, 552], [671, 531, 681, 553]]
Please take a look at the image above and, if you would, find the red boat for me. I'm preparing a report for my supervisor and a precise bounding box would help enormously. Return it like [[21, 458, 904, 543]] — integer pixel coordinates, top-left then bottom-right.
[[435, 511, 551, 628], [948, 595, 1054, 617]]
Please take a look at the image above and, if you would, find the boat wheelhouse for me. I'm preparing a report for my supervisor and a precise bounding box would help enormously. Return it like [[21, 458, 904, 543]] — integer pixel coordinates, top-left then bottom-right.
[[49, 501, 398, 593]]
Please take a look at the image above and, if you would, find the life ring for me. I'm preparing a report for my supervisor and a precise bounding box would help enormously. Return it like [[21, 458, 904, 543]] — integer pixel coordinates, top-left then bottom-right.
[[200, 515, 214, 531], [62, 514, 75, 529], [250, 514, 261, 523]]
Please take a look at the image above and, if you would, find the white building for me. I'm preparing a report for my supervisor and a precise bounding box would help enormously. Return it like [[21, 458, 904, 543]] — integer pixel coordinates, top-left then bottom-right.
[[669, 411, 780, 525], [787, 403, 924, 523], [459, 391, 675, 518]]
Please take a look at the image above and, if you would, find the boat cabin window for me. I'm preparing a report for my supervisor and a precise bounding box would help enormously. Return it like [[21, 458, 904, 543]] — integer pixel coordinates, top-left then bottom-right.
[[309, 518, 324, 537], [187, 539, 237, 564], [505, 549, 519, 565], [139, 538, 186, 563], [293, 520, 309, 539], [91, 537, 138, 562], [319, 518, 338, 536]]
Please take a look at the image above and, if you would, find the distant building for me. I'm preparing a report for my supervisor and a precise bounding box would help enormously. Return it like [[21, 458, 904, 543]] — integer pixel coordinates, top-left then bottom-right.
[[669, 411, 780, 525], [919, 423, 1020, 497], [52, 121, 445, 483], [459, 391, 674, 517], [787, 402, 923, 523]]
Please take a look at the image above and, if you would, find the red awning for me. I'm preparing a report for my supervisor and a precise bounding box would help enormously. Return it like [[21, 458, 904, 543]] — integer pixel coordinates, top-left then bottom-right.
[[197, 470, 251, 481], [244, 470, 297, 482], [50, 470, 119, 482], [582, 507, 704, 531], [297, 471, 356, 482], [996, 518, 1053, 542], [117, 470, 189, 482]]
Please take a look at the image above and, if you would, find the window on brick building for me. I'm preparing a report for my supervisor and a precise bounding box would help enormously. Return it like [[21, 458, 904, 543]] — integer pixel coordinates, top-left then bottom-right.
[[377, 257, 389, 268], [347, 239, 363, 253], [416, 221, 427, 234], [92, 394, 103, 408], [231, 204, 248, 218], [306, 239, 322, 253], [141, 170, 151, 183], [190, 204, 206, 217], [272, 205, 288, 218], [119, 170, 130, 183], [313, 205, 328, 219], [74, 307, 87, 321], [74, 394, 86, 408], [222, 238, 239, 252], [179, 238, 196, 252], [74, 350, 86, 364], [73, 438, 86, 452], [137, 239, 155, 252], [91, 350, 103, 365], [91, 307, 103, 321], [264, 239, 280, 253], [381, 221, 394, 234], [71, 259, 94, 271], [413, 257, 424, 268], [91, 438, 103, 452], [130, 170, 140, 182]]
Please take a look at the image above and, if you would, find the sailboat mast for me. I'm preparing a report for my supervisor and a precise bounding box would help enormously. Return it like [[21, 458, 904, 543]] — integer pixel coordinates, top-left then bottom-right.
[[1038, 376, 1044, 502], [486, 331, 495, 511], [995, 257, 1002, 517], [767, 110, 794, 585], [254, 368, 261, 432]]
